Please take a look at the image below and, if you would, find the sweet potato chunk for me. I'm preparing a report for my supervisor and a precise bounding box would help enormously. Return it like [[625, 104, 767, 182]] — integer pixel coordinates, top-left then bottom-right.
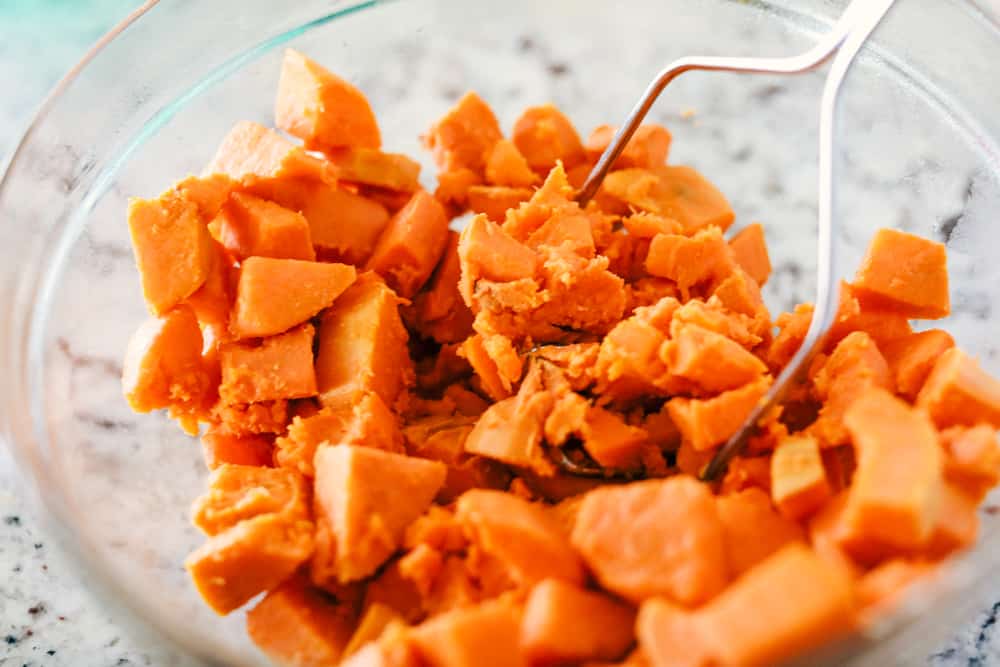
[[728, 222, 771, 285], [312, 445, 446, 583], [881, 329, 955, 399], [571, 477, 728, 605], [247, 574, 359, 667], [695, 544, 854, 667], [213, 192, 315, 261], [184, 240, 237, 335], [852, 228, 949, 319], [843, 388, 944, 551], [185, 511, 314, 614], [122, 306, 215, 418], [771, 435, 831, 520], [128, 194, 213, 315], [637, 600, 714, 667], [277, 391, 405, 478], [192, 463, 310, 536], [205, 120, 335, 185], [315, 273, 412, 409], [409, 597, 527, 667], [927, 481, 979, 558], [580, 405, 649, 470], [424, 91, 503, 174], [486, 139, 540, 188], [665, 323, 767, 394], [331, 148, 421, 192], [408, 232, 475, 344], [201, 427, 273, 469], [667, 377, 771, 452], [343, 603, 406, 659], [458, 215, 538, 302], [716, 487, 804, 577], [456, 489, 584, 587], [220, 324, 317, 403], [435, 167, 481, 212], [585, 124, 672, 170], [604, 166, 734, 233], [940, 424, 1000, 501], [513, 104, 586, 172], [174, 173, 235, 220], [917, 347, 1000, 428], [231, 257, 357, 339], [468, 185, 534, 223], [276, 49, 381, 152], [521, 579, 636, 665], [366, 190, 450, 298], [645, 227, 735, 297], [247, 178, 390, 264], [810, 331, 893, 447]]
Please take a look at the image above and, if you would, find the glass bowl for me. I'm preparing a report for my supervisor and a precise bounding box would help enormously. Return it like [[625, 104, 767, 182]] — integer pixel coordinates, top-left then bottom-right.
[[2, 1, 999, 665]]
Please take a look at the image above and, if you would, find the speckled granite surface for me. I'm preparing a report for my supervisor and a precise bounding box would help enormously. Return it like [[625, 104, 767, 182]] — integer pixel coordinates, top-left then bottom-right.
[[2, 2, 1000, 666]]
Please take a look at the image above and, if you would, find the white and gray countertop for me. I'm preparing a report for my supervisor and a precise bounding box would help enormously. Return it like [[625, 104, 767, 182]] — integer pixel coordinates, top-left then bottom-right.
[[2, 2, 1000, 666]]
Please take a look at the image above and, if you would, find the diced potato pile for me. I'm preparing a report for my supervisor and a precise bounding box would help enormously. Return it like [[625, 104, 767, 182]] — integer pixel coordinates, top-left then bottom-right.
[[121, 49, 1000, 667]]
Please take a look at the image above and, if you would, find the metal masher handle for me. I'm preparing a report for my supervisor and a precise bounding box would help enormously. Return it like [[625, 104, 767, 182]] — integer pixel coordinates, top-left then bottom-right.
[[573, 0, 899, 481], [701, 0, 897, 480]]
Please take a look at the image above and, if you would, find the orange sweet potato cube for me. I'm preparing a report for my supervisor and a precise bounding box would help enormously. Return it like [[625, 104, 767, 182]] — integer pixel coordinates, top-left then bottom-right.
[[213, 192, 315, 261], [694, 544, 854, 667], [881, 329, 955, 400], [585, 123, 672, 170], [604, 166, 734, 233], [192, 463, 310, 536], [204, 121, 335, 185], [571, 477, 728, 605], [247, 574, 359, 667], [247, 178, 391, 265], [174, 173, 235, 220], [927, 481, 979, 558], [128, 193, 214, 315], [434, 167, 481, 212], [276, 391, 405, 478], [342, 603, 406, 660], [520, 578, 636, 665], [315, 273, 412, 410], [716, 487, 804, 577], [424, 91, 503, 174], [408, 598, 526, 667], [485, 139, 539, 188], [366, 190, 450, 298], [917, 347, 1000, 428], [728, 222, 772, 286], [408, 232, 475, 344], [231, 256, 356, 339], [852, 228, 949, 319], [771, 435, 832, 520], [512, 104, 586, 172], [645, 227, 736, 297], [220, 324, 317, 403], [580, 405, 649, 470], [201, 427, 273, 470], [275, 49, 381, 152], [940, 424, 1000, 501], [665, 322, 767, 394], [458, 215, 538, 302], [455, 489, 585, 588], [330, 148, 421, 192], [637, 599, 715, 667], [467, 185, 534, 223], [184, 240, 238, 335], [843, 388, 944, 551], [122, 307, 217, 434], [312, 445, 446, 583], [463, 386, 554, 476], [667, 377, 771, 452], [807, 492, 864, 579], [185, 510, 315, 615], [810, 331, 893, 447]]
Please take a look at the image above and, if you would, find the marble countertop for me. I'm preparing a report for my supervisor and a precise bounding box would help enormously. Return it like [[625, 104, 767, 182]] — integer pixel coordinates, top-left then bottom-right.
[[2, 2, 1000, 666]]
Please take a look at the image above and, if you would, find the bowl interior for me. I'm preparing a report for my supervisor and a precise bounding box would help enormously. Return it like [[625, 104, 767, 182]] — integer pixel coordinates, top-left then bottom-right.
[[9, 0, 1000, 664]]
